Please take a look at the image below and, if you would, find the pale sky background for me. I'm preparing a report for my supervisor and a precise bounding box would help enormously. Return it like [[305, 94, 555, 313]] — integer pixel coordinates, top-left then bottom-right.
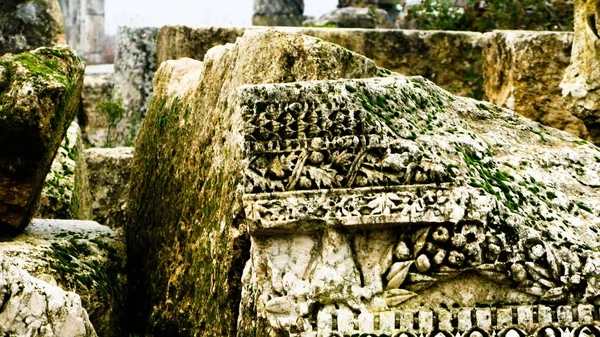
[[104, 0, 338, 35]]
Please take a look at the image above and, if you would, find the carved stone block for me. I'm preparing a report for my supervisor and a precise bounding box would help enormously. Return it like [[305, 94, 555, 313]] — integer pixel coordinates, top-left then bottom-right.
[[237, 76, 600, 336]]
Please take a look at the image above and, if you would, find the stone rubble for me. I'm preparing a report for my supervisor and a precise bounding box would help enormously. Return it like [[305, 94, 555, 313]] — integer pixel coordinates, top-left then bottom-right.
[[0, 254, 97, 337], [0, 219, 126, 337]]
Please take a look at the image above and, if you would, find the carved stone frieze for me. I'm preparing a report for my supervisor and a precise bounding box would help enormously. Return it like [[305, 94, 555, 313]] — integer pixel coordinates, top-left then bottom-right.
[[237, 76, 600, 337]]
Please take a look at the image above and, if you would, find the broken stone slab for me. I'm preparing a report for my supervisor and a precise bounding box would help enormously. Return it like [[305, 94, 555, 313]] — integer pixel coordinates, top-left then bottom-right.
[[112, 26, 158, 146], [561, 0, 600, 145], [0, 0, 66, 55], [0, 219, 127, 337], [85, 147, 133, 230], [37, 121, 92, 220], [156, 26, 484, 99], [484, 30, 590, 140], [0, 46, 85, 234], [0, 253, 97, 337], [236, 75, 600, 336], [127, 29, 387, 336]]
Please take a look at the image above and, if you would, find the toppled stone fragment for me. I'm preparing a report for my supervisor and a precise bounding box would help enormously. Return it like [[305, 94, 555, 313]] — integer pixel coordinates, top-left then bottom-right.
[[561, 0, 600, 144], [0, 0, 66, 55], [0, 253, 97, 337], [0, 46, 85, 234], [37, 121, 92, 220], [127, 30, 385, 336], [85, 147, 133, 230], [236, 76, 600, 336], [484, 30, 589, 140], [0, 219, 126, 337]]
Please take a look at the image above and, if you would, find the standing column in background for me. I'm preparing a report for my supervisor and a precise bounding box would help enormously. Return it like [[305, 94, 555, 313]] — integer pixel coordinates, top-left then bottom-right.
[[83, 0, 104, 64], [253, 0, 304, 26]]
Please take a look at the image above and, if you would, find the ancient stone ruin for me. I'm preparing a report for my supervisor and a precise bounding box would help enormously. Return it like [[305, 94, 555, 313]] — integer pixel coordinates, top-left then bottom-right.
[[237, 75, 600, 336], [3, 0, 600, 335], [127, 28, 600, 336]]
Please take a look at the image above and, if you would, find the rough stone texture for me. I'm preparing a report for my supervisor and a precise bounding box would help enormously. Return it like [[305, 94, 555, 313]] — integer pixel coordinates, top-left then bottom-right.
[[484, 30, 590, 140], [128, 30, 389, 336], [157, 26, 484, 99], [37, 121, 92, 220], [0, 0, 66, 55], [81, 68, 115, 147], [302, 7, 396, 28], [236, 75, 600, 336], [253, 0, 304, 26], [85, 147, 133, 230], [0, 252, 97, 337], [561, 0, 600, 145], [0, 219, 126, 337], [0, 46, 85, 234], [112, 27, 157, 146]]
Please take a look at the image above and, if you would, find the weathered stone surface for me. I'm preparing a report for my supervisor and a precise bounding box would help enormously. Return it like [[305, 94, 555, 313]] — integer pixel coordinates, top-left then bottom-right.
[[85, 147, 133, 230], [253, 0, 304, 26], [157, 26, 484, 98], [0, 253, 97, 337], [81, 67, 115, 147], [484, 30, 590, 140], [128, 30, 388, 336], [112, 27, 157, 146], [0, 46, 85, 234], [0, 0, 66, 55], [0, 219, 126, 337], [561, 0, 600, 144], [37, 121, 92, 220], [303, 7, 395, 28], [236, 75, 600, 336]]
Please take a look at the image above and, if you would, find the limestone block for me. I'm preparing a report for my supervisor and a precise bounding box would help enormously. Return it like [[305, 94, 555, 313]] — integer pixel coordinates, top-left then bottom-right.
[[157, 26, 484, 98], [37, 121, 92, 220], [253, 0, 304, 26], [0, 219, 127, 337], [81, 68, 115, 147], [302, 7, 386, 28], [237, 75, 600, 336], [127, 30, 387, 336], [561, 0, 600, 144], [0, 253, 97, 337], [483, 30, 590, 140], [0, 0, 66, 55], [112, 27, 158, 146], [84, 147, 133, 230], [303, 13, 364, 29], [0, 46, 85, 234]]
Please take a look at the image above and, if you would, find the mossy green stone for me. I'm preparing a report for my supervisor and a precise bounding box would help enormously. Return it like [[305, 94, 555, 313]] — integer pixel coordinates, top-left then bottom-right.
[[0, 46, 85, 234]]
